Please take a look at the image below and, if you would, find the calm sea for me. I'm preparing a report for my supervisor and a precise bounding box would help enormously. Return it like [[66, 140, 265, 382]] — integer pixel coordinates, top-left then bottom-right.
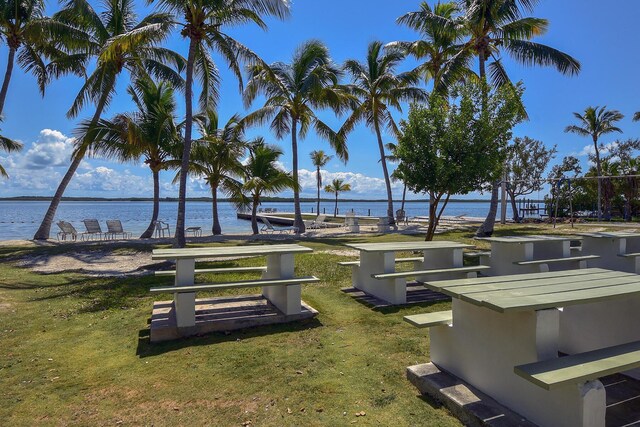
[[0, 200, 517, 240]]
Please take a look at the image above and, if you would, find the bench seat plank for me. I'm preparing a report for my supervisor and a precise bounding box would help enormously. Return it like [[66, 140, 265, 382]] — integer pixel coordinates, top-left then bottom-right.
[[155, 266, 267, 276], [338, 256, 424, 267], [514, 340, 640, 390], [514, 255, 600, 266], [404, 310, 453, 328], [618, 252, 640, 258], [372, 265, 490, 280], [150, 276, 319, 293]]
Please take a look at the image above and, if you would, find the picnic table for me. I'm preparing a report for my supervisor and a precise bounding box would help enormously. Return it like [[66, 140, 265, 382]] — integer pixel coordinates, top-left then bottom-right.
[[341, 241, 483, 305], [478, 234, 598, 276], [408, 268, 640, 427], [579, 231, 640, 274], [151, 244, 316, 329]]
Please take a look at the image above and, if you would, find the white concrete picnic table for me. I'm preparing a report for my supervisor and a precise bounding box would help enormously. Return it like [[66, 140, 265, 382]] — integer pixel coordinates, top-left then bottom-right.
[[578, 231, 640, 273], [152, 244, 313, 327], [421, 268, 640, 427], [343, 241, 475, 305], [477, 234, 585, 275]]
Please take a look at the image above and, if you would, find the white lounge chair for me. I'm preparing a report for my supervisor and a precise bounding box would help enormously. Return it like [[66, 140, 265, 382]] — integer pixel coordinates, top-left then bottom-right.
[[82, 219, 106, 240], [106, 220, 132, 239], [260, 217, 298, 234], [56, 221, 78, 241], [307, 214, 329, 229]]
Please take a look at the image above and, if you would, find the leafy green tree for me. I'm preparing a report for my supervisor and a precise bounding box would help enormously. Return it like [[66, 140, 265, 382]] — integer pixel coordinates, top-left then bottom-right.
[[83, 78, 181, 238], [396, 82, 523, 240], [607, 139, 640, 220], [155, 0, 290, 247], [33, 0, 184, 240], [243, 40, 348, 234], [505, 136, 556, 222], [309, 150, 332, 215], [385, 142, 408, 213], [243, 142, 296, 235], [0, 128, 21, 177], [340, 41, 427, 227], [564, 106, 624, 220], [187, 111, 248, 235], [324, 178, 351, 217], [547, 155, 582, 218]]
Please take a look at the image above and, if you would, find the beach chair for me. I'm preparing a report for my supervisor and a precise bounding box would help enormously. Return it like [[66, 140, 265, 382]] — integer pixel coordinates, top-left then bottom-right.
[[307, 214, 329, 229], [396, 209, 408, 225], [154, 220, 171, 238], [260, 217, 298, 234], [106, 220, 132, 240], [56, 221, 78, 241], [82, 219, 106, 241]]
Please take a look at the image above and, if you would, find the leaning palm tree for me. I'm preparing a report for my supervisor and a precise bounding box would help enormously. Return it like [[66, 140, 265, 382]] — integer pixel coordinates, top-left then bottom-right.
[[243, 40, 349, 234], [243, 142, 296, 235], [340, 41, 427, 227], [33, 0, 184, 240], [186, 111, 247, 235], [309, 150, 332, 216], [324, 178, 351, 218], [0, 129, 22, 177], [457, 0, 581, 237], [78, 78, 181, 238], [565, 106, 624, 221], [152, 0, 290, 247]]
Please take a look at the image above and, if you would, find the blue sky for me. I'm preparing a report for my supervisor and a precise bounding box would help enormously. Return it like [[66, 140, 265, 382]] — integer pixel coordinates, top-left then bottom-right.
[[1, 0, 639, 199]]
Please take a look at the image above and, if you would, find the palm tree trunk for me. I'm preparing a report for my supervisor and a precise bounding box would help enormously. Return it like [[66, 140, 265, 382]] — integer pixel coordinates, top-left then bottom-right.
[[426, 196, 438, 241], [174, 38, 197, 248], [33, 90, 110, 240], [334, 193, 338, 217], [140, 168, 160, 238], [0, 46, 16, 117], [374, 120, 395, 227], [291, 119, 304, 233], [316, 166, 321, 215], [212, 185, 221, 235], [594, 137, 602, 221], [251, 194, 259, 235]]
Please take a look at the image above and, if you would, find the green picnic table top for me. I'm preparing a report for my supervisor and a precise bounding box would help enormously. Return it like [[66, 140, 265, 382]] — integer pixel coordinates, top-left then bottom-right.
[[152, 244, 313, 260], [422, 268, 640, 313], [344, 241, 474, 253], [476, 235, 581, 244]]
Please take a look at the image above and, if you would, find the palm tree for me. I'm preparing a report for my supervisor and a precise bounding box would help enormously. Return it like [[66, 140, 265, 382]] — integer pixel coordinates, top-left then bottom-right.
[[565, 106, 624, 221], [0, 129, 22, 177], [385, 142, 408, 213], [187, 111, 247, 235], [457, 0, 581, 237], [78, 78, 181, 238], [152, 0, 290, 247], [340, 41, 427, 227], [393, 1, 472, 91], [309, 150, 332, 215], [243, 40, 349, 234], [324, 178, 351, 217], [33, 0, 184, 240], [243, 142, 296, 235]]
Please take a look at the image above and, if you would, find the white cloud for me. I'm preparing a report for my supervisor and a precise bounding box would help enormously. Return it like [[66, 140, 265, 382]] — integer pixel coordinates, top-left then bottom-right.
[[21, 129, 76, 169], [297, 168, 403, 198], [575, 142, 618, 158]]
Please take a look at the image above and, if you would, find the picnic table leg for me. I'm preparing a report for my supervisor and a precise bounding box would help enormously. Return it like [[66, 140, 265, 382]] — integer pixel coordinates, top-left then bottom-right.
[[416, 248, 465, 281], [489, 242, 534, 275], [262, 253, 301, 315], [358, 252, 405, 304], [174, 258, 196, 328]]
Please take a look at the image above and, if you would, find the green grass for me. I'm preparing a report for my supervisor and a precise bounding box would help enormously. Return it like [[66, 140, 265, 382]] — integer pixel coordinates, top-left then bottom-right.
[[0, 222, 630, 425]]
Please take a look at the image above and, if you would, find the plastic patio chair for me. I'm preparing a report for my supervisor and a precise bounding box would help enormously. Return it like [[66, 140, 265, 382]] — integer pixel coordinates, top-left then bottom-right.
[[154, 220, 171, 238]]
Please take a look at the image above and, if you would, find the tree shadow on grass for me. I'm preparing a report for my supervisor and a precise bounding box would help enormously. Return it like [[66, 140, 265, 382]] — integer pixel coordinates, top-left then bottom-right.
[[135, 317, 323, 357]]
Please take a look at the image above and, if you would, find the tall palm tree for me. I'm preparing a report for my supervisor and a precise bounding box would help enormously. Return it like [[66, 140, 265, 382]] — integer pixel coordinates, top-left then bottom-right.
[[0, 128, 21, 177], [243, 142, 296, 235], [392, 1, 472, 91], [152, 0, 290, 247], [457, 0, 581, 237], [324, 178, 351, 217], [385, 142, 408, 213], [243, 40, 349, 234], [187, 111, 247, 235], [340, 41, 427, 227], [33, 0, 184, 240], [78, 78, 181, 238], [565, 106, 624, 221], [309, 150, 332, 215]]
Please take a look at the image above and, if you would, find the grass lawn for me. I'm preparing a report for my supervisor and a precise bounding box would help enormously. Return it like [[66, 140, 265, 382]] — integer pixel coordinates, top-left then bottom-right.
[[0, 222, 627, 426]]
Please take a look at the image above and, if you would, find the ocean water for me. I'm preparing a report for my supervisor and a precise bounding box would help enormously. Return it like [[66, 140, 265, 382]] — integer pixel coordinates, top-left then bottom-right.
[[0, 199, 517, 240]]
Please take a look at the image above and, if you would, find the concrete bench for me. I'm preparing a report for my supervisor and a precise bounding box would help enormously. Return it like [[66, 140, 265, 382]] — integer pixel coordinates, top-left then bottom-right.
[[617, 252, 640, 258], [150, 276, 320, 294], [514, 255, 600, 272], [337, 257, 424, 267], [514, 340, 640, 391], [155, 266, 267, 277], [372, 265, 491, 280], [404, 310, 452, 328]]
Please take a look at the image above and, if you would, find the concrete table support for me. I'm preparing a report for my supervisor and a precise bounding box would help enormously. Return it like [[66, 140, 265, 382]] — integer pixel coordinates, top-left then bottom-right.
[[580, 232, 640, 274], [262, 253, 301, 315], [174, 258, 196, 328]]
